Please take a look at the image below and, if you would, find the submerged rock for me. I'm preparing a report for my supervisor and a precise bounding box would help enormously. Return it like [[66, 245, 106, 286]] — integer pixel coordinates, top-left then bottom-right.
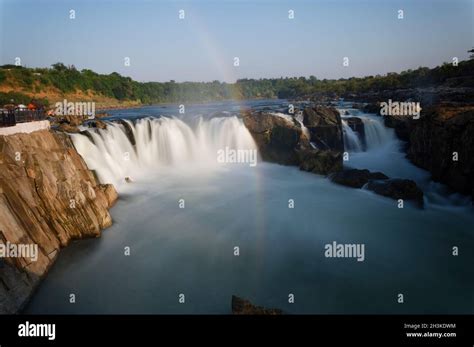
[[330, 169, 388, 188], [231, 295, 282, 315], [366, 179, 424, 206]]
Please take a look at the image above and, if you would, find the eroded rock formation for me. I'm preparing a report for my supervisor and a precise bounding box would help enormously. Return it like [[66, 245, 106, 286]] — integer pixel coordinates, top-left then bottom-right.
[[384, 105, 474, 200], [0, 129, 117, 313], [406, 105, 474, 200], [242, 106, 343, 175]]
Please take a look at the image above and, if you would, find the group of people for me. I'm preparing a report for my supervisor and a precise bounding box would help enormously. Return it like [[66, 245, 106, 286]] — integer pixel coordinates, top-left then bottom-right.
[[0, 102, 46, 127]]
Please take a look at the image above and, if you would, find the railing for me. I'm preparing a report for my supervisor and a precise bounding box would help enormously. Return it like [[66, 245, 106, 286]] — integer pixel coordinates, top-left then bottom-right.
[[0, 110, 46, 127]]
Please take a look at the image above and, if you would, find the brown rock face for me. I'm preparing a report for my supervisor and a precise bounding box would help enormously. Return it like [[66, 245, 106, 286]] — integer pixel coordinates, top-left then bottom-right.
[[242, 108, 343, 175], [0, 130, 117, 313], [406, 106, 474, 199], [242, 112, 301, 165], [302, 106, 344, 151], [231, 295, 282, 315], [383, 114, 414, 142]]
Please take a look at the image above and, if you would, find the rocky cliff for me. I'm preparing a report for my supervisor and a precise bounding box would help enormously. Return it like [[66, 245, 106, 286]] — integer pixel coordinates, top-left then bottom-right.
[[384, 105, 474, 200], [0, 129, 117, 313], [407, 105, 474, 200]]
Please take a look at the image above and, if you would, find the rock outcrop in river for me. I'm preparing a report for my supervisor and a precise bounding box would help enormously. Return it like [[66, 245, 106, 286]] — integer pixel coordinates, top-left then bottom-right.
[[242, 106, 343, 175], [0, 129, 117, 313], [330, 169, 424, 206], [384, 104, 474, 200]]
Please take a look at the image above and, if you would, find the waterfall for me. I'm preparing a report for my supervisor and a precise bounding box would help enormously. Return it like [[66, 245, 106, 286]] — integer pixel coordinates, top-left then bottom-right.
[[342, 120, 363, 152], [294, 111, 311, 140], [70, 116, 258, 187], [361, 117, 391, 150]]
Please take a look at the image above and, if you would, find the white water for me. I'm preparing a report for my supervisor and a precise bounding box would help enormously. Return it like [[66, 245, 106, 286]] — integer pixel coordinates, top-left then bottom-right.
[[342, 120, 363, 152], [270, 111, 311, 140], [71, 116, 257, 189], [362, 117, 392, 150], [27, 108, 474, 314], [341, 112, 472, 208]]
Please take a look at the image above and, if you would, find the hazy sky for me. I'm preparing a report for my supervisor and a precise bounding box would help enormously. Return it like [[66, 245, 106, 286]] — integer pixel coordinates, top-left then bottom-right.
[[0, 0, 472, 82]]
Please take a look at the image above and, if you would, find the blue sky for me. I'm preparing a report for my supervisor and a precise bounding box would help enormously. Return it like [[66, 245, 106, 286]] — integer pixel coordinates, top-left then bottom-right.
[[0, 0, 472, 82]]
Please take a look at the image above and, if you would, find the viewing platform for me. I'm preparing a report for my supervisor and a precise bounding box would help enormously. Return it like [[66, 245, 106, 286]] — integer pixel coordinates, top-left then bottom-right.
[[0, 110, 50, 136]]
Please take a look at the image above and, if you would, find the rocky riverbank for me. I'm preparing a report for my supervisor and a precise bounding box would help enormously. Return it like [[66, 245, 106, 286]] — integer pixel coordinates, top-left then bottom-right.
[[362, 103, 474, 201], [242, 105, 427, 204], [0, 129, 117, 313]]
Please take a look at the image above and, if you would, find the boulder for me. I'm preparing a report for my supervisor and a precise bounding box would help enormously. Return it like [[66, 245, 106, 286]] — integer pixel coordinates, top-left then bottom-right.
[[362, 103, 381, 115], [64, 115, 88, 126], [231, 295, 282, 315], [58, 123, 80, 133], [89, 120, 107, 129], [297, 148, 342, 175], [330, 169, 388, 188], [302, 106, 344, 151], [366, 179, 424, 206], [242, 111, 301, 165], [242, 110, 343, 175]]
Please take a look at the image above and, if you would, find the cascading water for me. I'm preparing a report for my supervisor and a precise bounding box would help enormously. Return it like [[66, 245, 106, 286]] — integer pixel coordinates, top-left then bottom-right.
[[361, 117, 391, 150], [341, 115, 392, 152], [27, 102, 474, 315], [294, 112, 311, 140], [71, 116, 258, 188], [342, 120, 363, 152]]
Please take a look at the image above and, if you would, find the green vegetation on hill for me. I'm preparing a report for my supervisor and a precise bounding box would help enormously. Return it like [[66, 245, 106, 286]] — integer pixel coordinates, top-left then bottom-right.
[[1, 56, 473, 106]]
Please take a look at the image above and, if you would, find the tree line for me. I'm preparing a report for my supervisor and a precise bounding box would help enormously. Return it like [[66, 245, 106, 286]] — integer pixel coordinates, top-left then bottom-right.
[[1, 55, 473, 106]]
